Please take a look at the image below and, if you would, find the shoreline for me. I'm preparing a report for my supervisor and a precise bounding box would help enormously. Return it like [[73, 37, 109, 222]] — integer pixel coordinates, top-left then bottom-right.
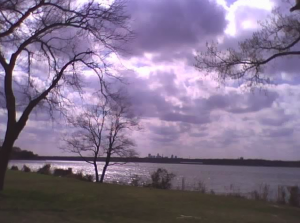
[[10, 156, 300, 168]]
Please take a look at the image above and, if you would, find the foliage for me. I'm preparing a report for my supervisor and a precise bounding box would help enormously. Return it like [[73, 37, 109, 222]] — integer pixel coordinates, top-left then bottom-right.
[[194, 180, 207, 193], [10, 147, 38, 159], [22, 165, 31, 173], [277, 185, 287, 205], [71, 171, 93, 182], [37, 164, 51, 175], [149, 168, 175, 190], [53, 168, 73, 177], [130, 174, 144, 187], [10, 165, 19, 171], [250, 184, 271, 201], [210, 189, 216, 195], [288, 186, 300, 207]]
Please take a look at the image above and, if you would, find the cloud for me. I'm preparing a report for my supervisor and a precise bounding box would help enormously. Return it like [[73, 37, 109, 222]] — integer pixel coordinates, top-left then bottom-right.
[[124, 0, 227, 61], [2, 0, 300, 161], [262, 127, 294, 138], [257, 109, 292, 126]]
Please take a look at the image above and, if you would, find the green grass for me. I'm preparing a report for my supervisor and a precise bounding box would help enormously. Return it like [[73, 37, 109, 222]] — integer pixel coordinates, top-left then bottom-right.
[[0, 171, 299, 223]]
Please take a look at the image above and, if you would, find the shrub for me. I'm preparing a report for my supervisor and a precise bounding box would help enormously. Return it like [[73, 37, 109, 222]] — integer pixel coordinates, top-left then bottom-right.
[[277, 185, 286, 205], [250, 184, 270, 201], [111, 180, 128, 186], [53, 168, 73, 177], [37, 164, 51, 175], [84, 174, 94, 182], [194, 180, 207, 193], [149, 168, 175, 190], [288, 186, 300, 207], [22, 165, 31, 172], [10, 165, 19, 171], [71, 171, 93, 182], [130, 174, 143, 187]]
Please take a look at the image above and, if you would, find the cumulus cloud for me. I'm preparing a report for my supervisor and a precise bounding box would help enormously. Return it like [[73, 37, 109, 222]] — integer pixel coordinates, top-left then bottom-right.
[[124, 0, 227, 62]]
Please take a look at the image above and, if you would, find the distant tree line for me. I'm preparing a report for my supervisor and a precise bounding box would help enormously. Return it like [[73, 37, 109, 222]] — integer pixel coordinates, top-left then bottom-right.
[[0, 146, 38, 160]]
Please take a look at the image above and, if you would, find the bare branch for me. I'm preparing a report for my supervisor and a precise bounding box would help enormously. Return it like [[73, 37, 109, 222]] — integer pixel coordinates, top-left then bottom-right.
[[195, 6, 300, 86], [0, 0, 133, 189]]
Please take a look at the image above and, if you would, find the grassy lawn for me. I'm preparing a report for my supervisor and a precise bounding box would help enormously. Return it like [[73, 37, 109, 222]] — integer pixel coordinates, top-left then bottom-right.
[[0, 171, 299, 223]]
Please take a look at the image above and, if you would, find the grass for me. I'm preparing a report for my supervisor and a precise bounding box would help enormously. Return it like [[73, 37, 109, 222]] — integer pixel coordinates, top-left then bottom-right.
[[0, 171, 299, 223]]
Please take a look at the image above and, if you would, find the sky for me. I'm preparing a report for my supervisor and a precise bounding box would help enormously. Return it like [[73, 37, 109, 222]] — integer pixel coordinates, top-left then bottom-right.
[[1, 0, 300, 160]]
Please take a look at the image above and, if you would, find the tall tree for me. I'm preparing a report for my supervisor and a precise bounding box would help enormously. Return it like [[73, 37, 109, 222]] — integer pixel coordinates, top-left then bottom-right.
[[62, 95, 139, 183], [195, 5, 300, 87], [0, 0, 132, 190]]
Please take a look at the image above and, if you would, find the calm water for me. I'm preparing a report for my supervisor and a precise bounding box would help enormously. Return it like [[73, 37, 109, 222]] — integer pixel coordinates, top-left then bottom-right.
[[9, 160, 300, 196]]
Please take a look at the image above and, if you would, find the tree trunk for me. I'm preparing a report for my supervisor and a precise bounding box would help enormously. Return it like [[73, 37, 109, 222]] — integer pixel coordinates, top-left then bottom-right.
[[99, 162, 109, 183], [93, 162, 99, 182], [0, 136, 15, 191]]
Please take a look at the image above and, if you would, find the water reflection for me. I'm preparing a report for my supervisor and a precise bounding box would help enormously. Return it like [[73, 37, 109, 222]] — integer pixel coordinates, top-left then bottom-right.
[[9, 160, 300, 196]]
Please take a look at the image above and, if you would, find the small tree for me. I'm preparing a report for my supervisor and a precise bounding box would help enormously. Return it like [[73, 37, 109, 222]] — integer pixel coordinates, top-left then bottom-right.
[[100, 98, 139, 183], [62, 95, 139, 183], [0, 0, 132, 190], [61, 98, 108, 182], [195, 3, 300, 87], [149, 168, 175, 190]]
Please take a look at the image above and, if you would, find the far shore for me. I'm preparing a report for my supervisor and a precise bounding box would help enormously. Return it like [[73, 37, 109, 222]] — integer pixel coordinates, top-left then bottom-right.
[[10, 156, 300, 168]]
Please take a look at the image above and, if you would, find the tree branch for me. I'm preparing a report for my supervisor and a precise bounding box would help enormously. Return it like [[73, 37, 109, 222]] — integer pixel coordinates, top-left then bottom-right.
[[0, 0, 45, 38]]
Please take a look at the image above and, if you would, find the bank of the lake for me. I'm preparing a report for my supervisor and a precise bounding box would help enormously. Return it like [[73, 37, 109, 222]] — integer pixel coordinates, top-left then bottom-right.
[[1, 171, 299, 223], [9, 160, 300, 196]]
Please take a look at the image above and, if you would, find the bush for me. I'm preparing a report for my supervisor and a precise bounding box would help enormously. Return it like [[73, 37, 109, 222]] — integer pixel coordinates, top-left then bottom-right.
[[149, 168, 175, 190], [71, 171, 93, 182], [22, 165, 31, 172], [250, 184, 270, 201], [194, 180, 207, 193], [130, 174, 143, 187], [111, 180, 128, 186], [277, 185, 287, 205], [53, 168, 73, 177], [10, 165, 19, 171], [37, 164, 51, 175], [288, 186, 300, 207]]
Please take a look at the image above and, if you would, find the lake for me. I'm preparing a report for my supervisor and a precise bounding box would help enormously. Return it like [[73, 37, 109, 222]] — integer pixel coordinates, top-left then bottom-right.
[[9, 160, 300, 197]]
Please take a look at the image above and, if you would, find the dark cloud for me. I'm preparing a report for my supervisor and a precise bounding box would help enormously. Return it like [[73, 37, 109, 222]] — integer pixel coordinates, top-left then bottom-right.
[[258, 109, 292, 126], [262, 128, 294, 138], [227, 91, 278, 113], [125, 0, 227, 61], [160, 112, 210, 124], [148, 124, 182, 143], [191, 91, 279, 115], [149, 72, 179, 96]]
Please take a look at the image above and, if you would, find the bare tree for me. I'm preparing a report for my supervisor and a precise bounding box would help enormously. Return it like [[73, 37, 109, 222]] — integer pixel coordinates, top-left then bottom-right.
[[62, 95, 139, 183], [195, 3, 300, 87], [0, 0, 132, 190], [100, 98, 139, 183], [61, 97, 108, 182]]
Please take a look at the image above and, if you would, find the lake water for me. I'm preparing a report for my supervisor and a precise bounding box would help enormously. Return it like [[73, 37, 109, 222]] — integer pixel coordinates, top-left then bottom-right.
[[9, 160, 300, 198]]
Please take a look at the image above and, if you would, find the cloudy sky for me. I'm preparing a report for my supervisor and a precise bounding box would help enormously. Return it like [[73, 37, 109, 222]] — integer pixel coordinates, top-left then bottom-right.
[[2, 0, 300, 160]]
